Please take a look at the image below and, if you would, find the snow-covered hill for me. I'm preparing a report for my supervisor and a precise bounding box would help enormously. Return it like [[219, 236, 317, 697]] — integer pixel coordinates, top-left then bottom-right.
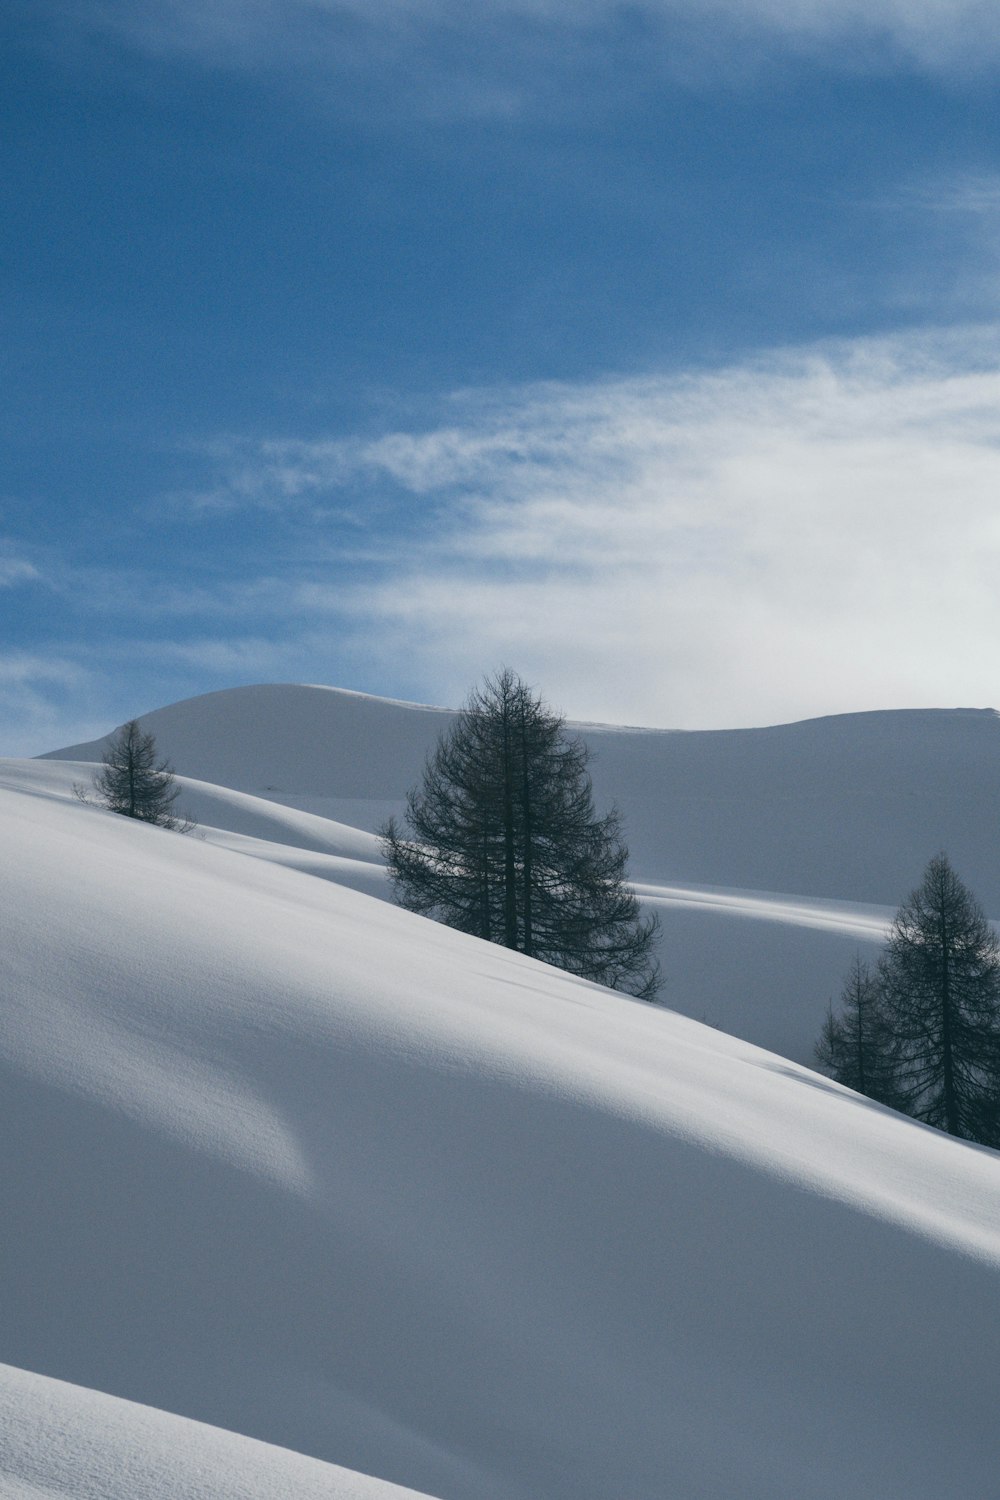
[[47, 684, 1000, 907], [3, 765, 1000, 1498], [5, 751, 888, 1061], [39, 683, 1000, 1059]]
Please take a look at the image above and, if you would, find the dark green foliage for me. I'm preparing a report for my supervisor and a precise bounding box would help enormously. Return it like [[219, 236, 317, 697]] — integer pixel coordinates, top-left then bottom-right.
[[381, 669, 661, 1000], [879, 854, 1000, 1145], [92, 719, 188, 829], [817, 855, 1000, 1147], [815, 954, 899, 1108]]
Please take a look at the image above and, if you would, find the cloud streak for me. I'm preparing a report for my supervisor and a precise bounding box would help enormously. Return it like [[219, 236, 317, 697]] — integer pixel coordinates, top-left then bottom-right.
[[36, 0, 1000, 86], [195, 325, 1000, 728], [0, 654, 104, 758], [11, 328, 1000, 740], [0, 552, 41, 589]]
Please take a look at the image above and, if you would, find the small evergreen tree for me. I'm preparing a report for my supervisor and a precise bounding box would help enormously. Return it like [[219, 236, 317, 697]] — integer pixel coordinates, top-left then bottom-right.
[[815, 954, 898, 1106], [92, 719, 188, 829], [382, 670, 660, 1000]]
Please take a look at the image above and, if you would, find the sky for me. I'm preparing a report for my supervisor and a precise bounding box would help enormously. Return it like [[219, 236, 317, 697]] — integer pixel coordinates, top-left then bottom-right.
[[3, 0, 1000, 753]]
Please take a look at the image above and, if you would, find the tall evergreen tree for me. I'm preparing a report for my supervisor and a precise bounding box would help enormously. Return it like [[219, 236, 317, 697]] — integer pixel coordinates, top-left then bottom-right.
[[92, 719, 187, 828], [878, 854, 1000, 1144], [381, 670, 660, 1000]]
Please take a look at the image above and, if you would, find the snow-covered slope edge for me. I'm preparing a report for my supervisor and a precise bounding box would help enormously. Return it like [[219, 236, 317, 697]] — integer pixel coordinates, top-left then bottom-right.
[[0, 756, 389, 899], [0, 1363, 442, 1500], [4, 781, 1000, 1498]]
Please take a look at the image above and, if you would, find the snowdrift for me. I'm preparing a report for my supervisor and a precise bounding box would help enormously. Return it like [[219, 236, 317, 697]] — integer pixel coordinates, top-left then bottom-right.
[[3, 777, 1000, 1498]]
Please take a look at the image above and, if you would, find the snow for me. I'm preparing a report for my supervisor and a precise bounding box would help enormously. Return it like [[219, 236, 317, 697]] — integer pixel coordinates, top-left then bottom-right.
[[42, 685, 1000, 1062], [46, 688, 1000, 909], [5, 684, 1000, 1497], [0, 1363, 441, 1500]]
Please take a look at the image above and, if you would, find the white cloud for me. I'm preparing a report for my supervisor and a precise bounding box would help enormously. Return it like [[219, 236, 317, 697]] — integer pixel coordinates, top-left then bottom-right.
[[108, 323, 1000, 730], [907, 172, 1000, 217], [7, 324, 996, 736], [0, 555, 41, 589], [149, 635, 309, 676], [238, 324, 1000, 728], [176, 436, 367, 514], [680, 0, 1000, 66], [0, 655, 85, 690]]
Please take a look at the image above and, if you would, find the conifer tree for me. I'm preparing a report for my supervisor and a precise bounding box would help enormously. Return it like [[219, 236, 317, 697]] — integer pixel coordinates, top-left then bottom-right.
[[817, 855, 1000, 1146], [878, 854, 1000, 1144], [92, 719, 188, 829], [815, 954, 898, 1106], [382, 670, 660, 1000]]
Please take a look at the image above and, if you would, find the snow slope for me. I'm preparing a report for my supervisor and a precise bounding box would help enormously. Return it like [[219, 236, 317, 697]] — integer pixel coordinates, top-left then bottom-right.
[[3, 776, 1000, 1498], [46, 684, 1000, 907], [43, 683, 1000, 1060], [5, 752, 889, 1060], [0, 1363, 441, 1500], [0, 756, 388, 899]]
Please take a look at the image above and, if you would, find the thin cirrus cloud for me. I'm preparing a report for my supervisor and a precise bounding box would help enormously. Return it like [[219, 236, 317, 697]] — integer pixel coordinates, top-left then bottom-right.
[[882, 172, 1000, 314], [37, 0, 1000, 78], [908, 172, 1000, 216], [0, 654, 100, 758], [0, 555, 41, 590], [196, 325, 1000, 729]]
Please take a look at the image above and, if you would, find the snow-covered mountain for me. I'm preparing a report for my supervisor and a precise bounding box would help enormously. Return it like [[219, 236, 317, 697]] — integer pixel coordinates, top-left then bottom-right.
[[4, 685, 1000, 1497]]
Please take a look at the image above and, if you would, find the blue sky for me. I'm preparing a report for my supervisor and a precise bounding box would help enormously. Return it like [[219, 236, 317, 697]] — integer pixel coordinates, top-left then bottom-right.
[[4, 0, 1000, 752]]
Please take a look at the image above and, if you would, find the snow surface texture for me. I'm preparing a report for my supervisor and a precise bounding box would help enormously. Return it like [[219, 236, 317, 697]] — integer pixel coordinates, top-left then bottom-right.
[[4, 698, 1000, 1498], [0, 1363, 439, 1500], [42, 684, 1000, 1059]]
